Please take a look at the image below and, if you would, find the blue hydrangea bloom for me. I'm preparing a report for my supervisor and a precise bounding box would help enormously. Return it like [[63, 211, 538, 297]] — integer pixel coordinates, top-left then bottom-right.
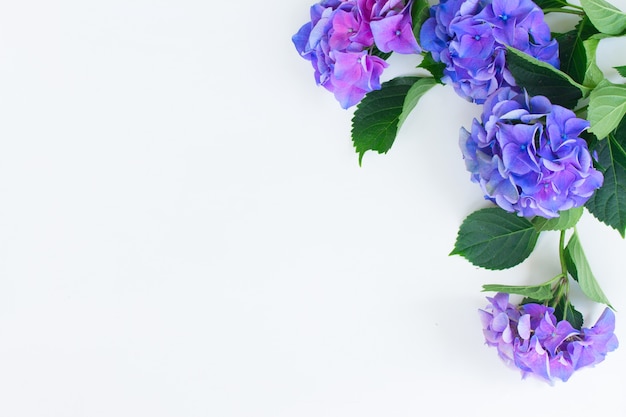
[[480, 293, 619, 383], [459, 88, 603, 218], [293, 0, 421, 108], [420, 0, 559, 103]]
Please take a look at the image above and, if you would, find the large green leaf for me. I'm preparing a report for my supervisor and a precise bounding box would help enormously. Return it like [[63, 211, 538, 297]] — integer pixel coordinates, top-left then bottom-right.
[[505, 46, 588, 108], [397, 78, 438, 130], [556, 17, 599, 85], [351, 77, 420, 164], [585, 132, 626, 236], [451, 207, 540, 270], [482, 283, 553, 300], [565, 230, 612, 307], [532, 207, 583, 231], [587, 79, 626, 140], [608, 117, 626, 170], [580, 0, 626, 35]]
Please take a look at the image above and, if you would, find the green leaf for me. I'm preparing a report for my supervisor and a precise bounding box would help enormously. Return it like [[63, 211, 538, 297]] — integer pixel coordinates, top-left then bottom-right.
[[556, 30, 586, 85], [554, 299, 585, 330], [397, 77, 438, 130], [564, 230, 613, 307], [556, 17, 599, 85], [505, 46, 588, 108], [450, 207, 540, 270], [532, 207, 584, 231], [351, 77, 420, 164], [411, 0, 431, 44], [586, 131, 626, 236], [564, 242, 579, 279], [533, 0, 571, 10], [418, 52, 446, 83], [580, 0, 626, 35], [615, 65, 626, 77], [587, 79, 626, 140], [582, 37, 605, 88], [482, 283, 553, 300], [608, 117, 626, 171]]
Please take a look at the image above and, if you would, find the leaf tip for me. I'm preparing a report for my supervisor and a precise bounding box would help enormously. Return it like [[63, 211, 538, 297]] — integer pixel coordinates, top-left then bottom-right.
[[357, 152, 365, 167]]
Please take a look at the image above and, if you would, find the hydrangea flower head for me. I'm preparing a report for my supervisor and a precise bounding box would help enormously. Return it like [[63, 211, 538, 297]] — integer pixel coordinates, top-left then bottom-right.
[[420, 0, 559, 103], [293, 0, 421, 108], [480, 293, 618, 383], [459, 88, 603, 218]]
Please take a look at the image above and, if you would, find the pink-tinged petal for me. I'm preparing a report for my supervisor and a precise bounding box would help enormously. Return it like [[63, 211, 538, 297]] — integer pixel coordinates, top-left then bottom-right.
[[328, 9, 361, 50], [370, 14, 421, 54]]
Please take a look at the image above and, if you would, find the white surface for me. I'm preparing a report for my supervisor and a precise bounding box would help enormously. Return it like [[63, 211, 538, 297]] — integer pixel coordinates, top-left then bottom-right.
[[0, 1, 625, 416]]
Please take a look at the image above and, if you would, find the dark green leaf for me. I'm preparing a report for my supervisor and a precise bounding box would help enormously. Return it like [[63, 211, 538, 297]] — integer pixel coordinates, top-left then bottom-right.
[[450, 207, 540, 270], [532, 207, 584, 231], [411, 0, 431, 44], [564, 245, 579, 280], [608, 117, 626, 171], [556, 17, 599, 85], [581, 0, 626, 35], [586, 132, 626, 236], [482, 283, 553, 300], [352, 77, 420, 164], [556, 30, 587, 85], [505, 46, 588, 108], [616, 65, 626, 78], [565, 230, 613, 307], [554, 299, 585, 329], [418, 52, 445, 83], [588, 79, 626, 140]]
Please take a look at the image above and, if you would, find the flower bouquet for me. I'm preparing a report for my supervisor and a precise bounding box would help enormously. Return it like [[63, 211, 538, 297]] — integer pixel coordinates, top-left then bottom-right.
[[292, 0, 626, 383]]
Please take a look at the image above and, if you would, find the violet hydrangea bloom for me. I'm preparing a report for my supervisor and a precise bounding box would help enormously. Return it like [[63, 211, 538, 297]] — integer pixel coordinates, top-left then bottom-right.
[[480, 293, 618, 383], [419, 0, 559, 103], [459, 88, 603, 218], [293, 0, 421, 108]]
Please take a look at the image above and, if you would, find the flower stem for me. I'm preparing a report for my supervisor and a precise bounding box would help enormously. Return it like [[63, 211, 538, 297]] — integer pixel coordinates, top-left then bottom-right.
[[550, 230, 571, 311], [559, 229, 568, 278]]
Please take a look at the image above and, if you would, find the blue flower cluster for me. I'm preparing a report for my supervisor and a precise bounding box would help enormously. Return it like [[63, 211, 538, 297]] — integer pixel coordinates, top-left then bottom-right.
[[460, 88, 603, 218], [420, 0, 559, 103], [480, 293, 618, 383]]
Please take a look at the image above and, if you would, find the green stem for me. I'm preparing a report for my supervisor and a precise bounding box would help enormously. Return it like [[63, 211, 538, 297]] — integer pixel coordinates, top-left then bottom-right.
[[559, 229, 568, 277], [551, 230, 571, 311]]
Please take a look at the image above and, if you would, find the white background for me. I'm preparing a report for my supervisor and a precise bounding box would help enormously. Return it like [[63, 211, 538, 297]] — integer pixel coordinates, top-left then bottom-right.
[[1, 1, 625, 415]]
